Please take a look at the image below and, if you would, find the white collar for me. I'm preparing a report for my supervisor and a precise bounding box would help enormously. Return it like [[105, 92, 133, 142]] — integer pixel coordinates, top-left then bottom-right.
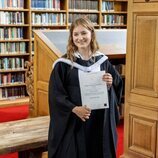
[[53, 52, 108, 72]]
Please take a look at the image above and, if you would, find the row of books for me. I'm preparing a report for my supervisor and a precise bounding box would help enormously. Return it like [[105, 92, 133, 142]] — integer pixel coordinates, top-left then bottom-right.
[[68, 0, 98, 11], [0, 0, 24, 9], [32, 13, 66, 25], [0, 57, 25, 70], [31, 0, 61, 10], [68, 14, 98, 24], [0, 42, 26, 54], [0, 27, 24, 40], [0, 72, 25, 85], [113, 64, 125, 76], [0, 12, 25, 25], [0, 87, 26, 99], [102, 15, 125, 25], [102, 1, 114, 12]]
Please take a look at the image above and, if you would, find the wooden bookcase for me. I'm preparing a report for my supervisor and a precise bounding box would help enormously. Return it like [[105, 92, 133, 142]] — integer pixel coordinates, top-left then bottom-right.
[[0, 0, 127, 109], [0, 0, 30, 106], [30, 0, 128, 53]]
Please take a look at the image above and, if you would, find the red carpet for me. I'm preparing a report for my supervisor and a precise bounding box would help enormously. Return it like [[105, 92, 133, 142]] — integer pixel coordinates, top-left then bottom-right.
[[0, 105, 29, 122], [0, 105, 124, 158], [117, 120, 124, 158]]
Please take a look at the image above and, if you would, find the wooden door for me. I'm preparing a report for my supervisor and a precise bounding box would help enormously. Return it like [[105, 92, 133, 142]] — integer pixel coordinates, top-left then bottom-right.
[[122, 1, 158, 158]]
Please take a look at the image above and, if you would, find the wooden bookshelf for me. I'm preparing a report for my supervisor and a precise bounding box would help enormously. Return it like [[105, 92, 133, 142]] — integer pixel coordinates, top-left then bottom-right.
[[0, 0, 30, 105], [30, 0, 128, 52], [0, 0, 127, 109]]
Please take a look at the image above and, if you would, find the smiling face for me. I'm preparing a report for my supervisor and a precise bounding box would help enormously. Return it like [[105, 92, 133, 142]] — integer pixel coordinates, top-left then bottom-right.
[[72, 25, 92, 52], [67, 17, 99, 61]]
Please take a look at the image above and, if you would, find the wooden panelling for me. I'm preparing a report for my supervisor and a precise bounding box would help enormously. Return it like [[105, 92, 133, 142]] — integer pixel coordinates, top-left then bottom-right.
[[129, 115, 156, 157], [133, 0, 158, 2], [37, 90, 49, 116], [130, 105, 158, 120], [36, 43, 55, 83], [34, 33, 61, 116], [42, 152, 48, 158], [131, 14, 158, 97], [122, 0, 158, 158]]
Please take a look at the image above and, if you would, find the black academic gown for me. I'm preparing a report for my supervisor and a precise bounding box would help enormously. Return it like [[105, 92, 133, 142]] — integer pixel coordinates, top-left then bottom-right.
[[48, 53, 123, 158]]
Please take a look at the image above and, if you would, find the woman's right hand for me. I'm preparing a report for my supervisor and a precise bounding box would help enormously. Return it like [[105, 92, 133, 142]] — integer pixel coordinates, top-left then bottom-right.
[[72, 106, 91, 122]]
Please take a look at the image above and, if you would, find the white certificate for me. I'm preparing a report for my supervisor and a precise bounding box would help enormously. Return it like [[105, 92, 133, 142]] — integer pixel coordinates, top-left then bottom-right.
[[78, 70, 109, 110]]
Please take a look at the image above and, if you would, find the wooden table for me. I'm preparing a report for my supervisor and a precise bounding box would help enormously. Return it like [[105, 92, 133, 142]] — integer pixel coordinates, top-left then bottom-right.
[[0, 116, 49, 158]]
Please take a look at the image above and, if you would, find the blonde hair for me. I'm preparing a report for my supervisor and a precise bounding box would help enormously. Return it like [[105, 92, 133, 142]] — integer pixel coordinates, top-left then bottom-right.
[[66, 17, 99, 62]]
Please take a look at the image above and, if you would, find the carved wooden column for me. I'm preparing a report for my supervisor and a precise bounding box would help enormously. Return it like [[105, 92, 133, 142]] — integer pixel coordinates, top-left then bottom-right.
[[25, 60, 34, 117]]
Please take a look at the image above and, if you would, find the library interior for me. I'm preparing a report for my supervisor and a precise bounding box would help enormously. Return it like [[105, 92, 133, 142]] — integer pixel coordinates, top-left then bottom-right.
[[0, 0, 158, 158]]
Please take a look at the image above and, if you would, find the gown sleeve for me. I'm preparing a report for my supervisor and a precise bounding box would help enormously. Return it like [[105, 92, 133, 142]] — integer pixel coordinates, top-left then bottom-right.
[[107, 60, 123, 106], [105, 60, 123, 125], [49, 62, 75, 116], [48, 62, 76, 156]]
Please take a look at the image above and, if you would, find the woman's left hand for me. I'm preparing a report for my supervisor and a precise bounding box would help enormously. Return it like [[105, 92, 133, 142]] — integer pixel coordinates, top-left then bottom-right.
[[102, 73, 113, 88]]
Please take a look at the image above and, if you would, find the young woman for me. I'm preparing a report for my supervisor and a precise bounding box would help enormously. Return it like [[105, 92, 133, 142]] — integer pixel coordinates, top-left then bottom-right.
[[48, 17, 123, 158]]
